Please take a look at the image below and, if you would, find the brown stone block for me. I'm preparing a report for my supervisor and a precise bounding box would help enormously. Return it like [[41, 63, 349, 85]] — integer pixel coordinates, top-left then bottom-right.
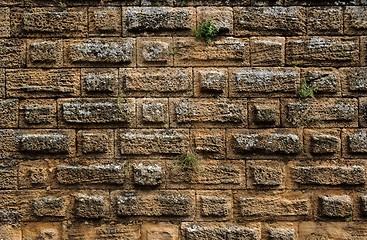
[[73, 192, 109, 219], [0, 99, 18, 128], [299, 222, 367, 239], [250, 37, 285, 66], [341, 67, 367, 96], [300, 68, 341, 96], [247, 160, 286, 189], [233, 7, 306, 36], [264, 222, 298, 240], [304, 129, 341, 159], [0, 225, 21, 240], [286, 37, 360, 67], [196, 190, 232, 221], [6, 69, 80, 98], [0, 7, 10, 37], [19, 161, 49, 189], [174, 37, 250, 67], [0, 167, 17, 190], [345, 6, 367, 35], [32, 195, 69, 217], [19, 99, 57, 128], [342, 128, 367, 158], [307, 7, 343, 35], [120, 67, 192, 97], [132, 162, 164, 187], [81, 68, 118, 97], [137, 98, 169, 128], [318, 195, 353, 218], [170, 98, 247, 128], [0, 68, 4, 98], [27, 40, 63, 68], [77, 130, 114, 158], [362, 37, 367, 66], [89, 7, 121, 36], [137, 37, 174, 66], [142, 222, 179, 240], [194, 68, 228, 97], [67, 223, 140, 240], [0, 39, 25, 68], [197, 7, 233, 34], [22, 222, 62, 240], [282, 98, 358, 128], [248, 99, 280, 128], [191, 129, 226, 159]]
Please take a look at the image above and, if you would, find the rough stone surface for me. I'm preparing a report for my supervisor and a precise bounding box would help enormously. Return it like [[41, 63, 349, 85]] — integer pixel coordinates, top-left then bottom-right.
[[319, 195, 353, 218], [307, 7, 343, 35], [0, 39, 25, 68], [344, 6, 367, 35], [81, 68, 118, 96], [250, 37, 285, 66], [32, 197, 67, 217], [89, 7, 121, 36], [74, 194, 108, 218], [27, 40, 63, 68], [133, 163, 163, 186]]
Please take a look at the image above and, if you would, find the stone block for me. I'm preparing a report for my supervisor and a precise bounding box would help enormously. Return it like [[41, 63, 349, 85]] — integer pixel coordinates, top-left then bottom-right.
[[59, 98, 135, 127], [286, 37, 359, 67], [0, 99, 18, 128], [282, 98, 358, 127], [117, 129, 189, 156], [197, 191, 231, 219], [65, 38, 135, 67], [319, 195, 352, 218], [343, 129, 367, 158], [137, 37, 173, 66], [267, 227, 296, 240], [233, 7, 306, 36], [81, 68, 118, 96], [293, 165, 365, 185], [307, 7, 343, 35], [285, 0, 357, 5], [197, 7, 233, 34], [248, 99, 280, 128], [247, 161, 285, 189], [250, 37, 285, 66], [0, 225, 21, 240], [77, 130, 113, 157], [237, 193, 310, 220], [142, 222, 179, 240], [300, 68, 340, 96], [174, 37, 250, 67], [229, 68, 299, 97], [19, 163, 48, 188], [194, 68, 227, 97], [0, 168, 17, 189], [32, 196, 67, 217], [120, 67, 192, 97], [6, 69, 80, 98], [19, 99, 57, 128], [192, 129, 225, 159], [138, 98, 169, 127], [133, 162, 163, 186], [0, 7, 10, 37], [115, 190, 194, 218], [74, 194, 108, 218], [304, 129, 340, 157], [56, 164, 125, 185], [11, 7, 87, 37], [27, 40, 63, 68], [341, 68, 367, 96], [299, 222, 367, 239], [361, 195, 367, 216], [0, 69, 4, 98], [22, 222, 62, 240], [170, 98, 247, 127], [0, 39, 25, 68], [68, 224, 140, 240], [345, 7, 367, 35], [362, 37, 367, 66], [182, 223, 260, 240], [89, 7, 121, 36], [228, 129, 302, 159], [124, 7, 195, 35]]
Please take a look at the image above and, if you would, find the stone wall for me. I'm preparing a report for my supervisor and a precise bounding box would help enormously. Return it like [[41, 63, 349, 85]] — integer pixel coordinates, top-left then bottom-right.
[[0, 0, 367, 239]]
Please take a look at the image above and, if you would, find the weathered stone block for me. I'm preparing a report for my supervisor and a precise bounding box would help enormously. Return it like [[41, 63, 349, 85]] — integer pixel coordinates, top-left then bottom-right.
[[133, 163, 163, 186], [345, 7, 367, 35], [341, 68, 367, 96], [0, 69, 4, 98], [0, 129, 19, 160], [6, 69, 80, 98], [361, 195, 367, 216], [293, 165, 365, 185], [22, 222, 62, 240], [124, 7, 195, 35], [0, 99, 18, 128], [192, 129, 225, 159], [117, 129, 189, 156], [115, 191, 194, 218], [138, 99, 169, 127], [299, 222, 367, 240], [0, 39, 25, 68], [81, 68, 118, 96], [0, 168, 17, 189], [77, 130, 113, 157], [65, 38, 135, 67], [301, 68, 340, 95], [137, 37, 173, 66], [74, 194, 108, 218], [233, 7, 306, 36], [0, 8, 10, 37], [60, 98, 135, 127], [56, 164, 125, 185], [68, 224, 140, 240], [32, 197, 67, 217], [307, 7, 343, 35], [170, 98, 246, 127], [228, 129, 302, 159], [267, 227, 296, 240], [27, 40, 63, 68], [285, 0, 358, 5], [229, 68, 299, 97], [19, 99, 57, 128], [304, 129, 340, 158], [249, 100, 280, 127], [12, 8, 87, 37], [282, 98, 358, 127], [319, 195, 352, 218], [0, 225, 21, 240], [194, 68, 227, 96], [182, 223, 260, 240], [237, 194, 310, 219], [250, 37, 285, 66], [343, 129, 367, 158], [174, 37, 250, 66], [362, 37, 367, 66], [247, 161, 285, 188], [286, 37, 359, 67], [19, 131, 72, 154], [19, 163, 48, 188], [120, 67, 192, 97], [197, 7, 233, 33], [198, 191, 231, 219], [89, 7, 121, 36], [142, 222, 179, 240], [311, 134, 339, 154]]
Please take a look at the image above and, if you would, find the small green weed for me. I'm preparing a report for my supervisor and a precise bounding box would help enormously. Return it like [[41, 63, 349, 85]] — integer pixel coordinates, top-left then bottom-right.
[[299, 79, 316, 98], [344, 217, 353, 222], [117, 94, 127, 118], [177, 152, 199, 172], [192, 20, 219, 44]]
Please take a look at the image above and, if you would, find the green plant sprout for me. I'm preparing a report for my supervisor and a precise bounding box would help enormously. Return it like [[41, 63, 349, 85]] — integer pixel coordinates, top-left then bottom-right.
[[177, 152, 199, 172], [299, 79, 316, 98], [193, 20, 220, 43]]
